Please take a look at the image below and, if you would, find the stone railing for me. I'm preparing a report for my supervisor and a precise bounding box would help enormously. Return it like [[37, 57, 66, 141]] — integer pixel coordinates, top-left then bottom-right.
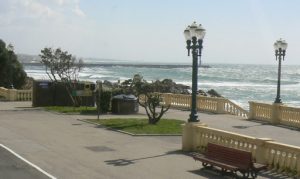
[[0, 87, 8, 98], [182, 123, 300, 177], [143, 93, 249, 118], [249, 101, 300, 128], [248, 101, 273, 123], [280, 106, 300, 128], [0, 87, 32, 101], [16, 90, 32, 101], [224, 99, 249, 118]]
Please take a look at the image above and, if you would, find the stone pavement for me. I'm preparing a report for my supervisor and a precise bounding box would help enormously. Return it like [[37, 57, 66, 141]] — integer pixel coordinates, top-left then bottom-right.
[[0, 144, 51, 179], [0, 101, 297, 179]]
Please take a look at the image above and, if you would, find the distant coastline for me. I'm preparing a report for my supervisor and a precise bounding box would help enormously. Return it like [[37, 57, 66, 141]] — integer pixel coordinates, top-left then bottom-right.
[[21, 62, 211, 69], [17, 54, 211, 69]]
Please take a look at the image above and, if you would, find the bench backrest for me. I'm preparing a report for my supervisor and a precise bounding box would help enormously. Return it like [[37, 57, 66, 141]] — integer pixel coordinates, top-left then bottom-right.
[[206, 143, 252, 170]]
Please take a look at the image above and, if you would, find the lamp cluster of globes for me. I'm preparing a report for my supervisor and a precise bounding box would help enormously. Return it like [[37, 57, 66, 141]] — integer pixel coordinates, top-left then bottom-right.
[[183, 21, 206, 41]]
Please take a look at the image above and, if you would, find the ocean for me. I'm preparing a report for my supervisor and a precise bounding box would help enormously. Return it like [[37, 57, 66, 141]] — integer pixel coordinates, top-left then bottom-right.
[[23, 62, 300, 109]]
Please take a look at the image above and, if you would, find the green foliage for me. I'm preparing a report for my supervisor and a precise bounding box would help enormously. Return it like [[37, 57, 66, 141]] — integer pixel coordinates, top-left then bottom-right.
[[40, 47, 84, 106], [139, 93, 170, 124], [120, 74, 171, 124], [111, 88, 124, 96], [40, 47, 83, 82], [87, 118, 184, 134], [0, 39, 27, 88], [96, 91, 112, 113]]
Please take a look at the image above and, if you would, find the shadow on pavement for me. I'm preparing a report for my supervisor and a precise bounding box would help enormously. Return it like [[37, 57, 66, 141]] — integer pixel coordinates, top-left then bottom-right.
[[104, 150, 183, 166], [188, 168, 236, 179], [247, 119, 300, 132], [259, 170, 294, 179], [232, 123, 265, 129], [189, 167, 294, 179]]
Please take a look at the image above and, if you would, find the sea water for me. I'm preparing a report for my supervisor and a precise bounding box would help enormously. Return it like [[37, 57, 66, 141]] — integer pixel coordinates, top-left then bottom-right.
[[23, 63, 300, 109]]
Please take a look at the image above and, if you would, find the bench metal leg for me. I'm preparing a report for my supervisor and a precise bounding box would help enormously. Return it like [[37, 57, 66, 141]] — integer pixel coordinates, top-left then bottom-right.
[[221, 168, 227, 176], [201, 162, 213, 169], [233, 170, 238, 178], [250, 170, 258, 179], [202, 162, 208, 167], [242, 171, 250, 179]]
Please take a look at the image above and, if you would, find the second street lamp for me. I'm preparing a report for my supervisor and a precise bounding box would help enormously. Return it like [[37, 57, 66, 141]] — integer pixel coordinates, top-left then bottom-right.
[[184, 22, 206, 122], [273, 38, 288, 104]]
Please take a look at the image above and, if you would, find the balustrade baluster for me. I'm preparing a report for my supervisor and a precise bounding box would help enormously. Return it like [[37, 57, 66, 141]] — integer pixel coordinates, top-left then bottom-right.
[[278, 152, 286, 172], [285, 153, 293, 173]]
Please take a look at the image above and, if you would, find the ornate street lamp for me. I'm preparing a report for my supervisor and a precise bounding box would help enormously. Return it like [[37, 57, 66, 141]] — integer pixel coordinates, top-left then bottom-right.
[[273, 38, 288, 104], [184, 22, 206, 122]]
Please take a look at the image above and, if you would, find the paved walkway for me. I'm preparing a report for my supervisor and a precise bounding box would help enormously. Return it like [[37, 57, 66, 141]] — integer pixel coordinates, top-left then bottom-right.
[[0, 102, 297, 179]]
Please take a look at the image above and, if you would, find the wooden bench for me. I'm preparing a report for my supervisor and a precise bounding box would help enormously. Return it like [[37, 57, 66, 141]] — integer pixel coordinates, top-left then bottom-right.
[[192, 143, 267, 178]]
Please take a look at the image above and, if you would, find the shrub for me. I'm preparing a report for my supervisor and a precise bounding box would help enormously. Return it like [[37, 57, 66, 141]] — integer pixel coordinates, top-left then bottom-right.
[[0, 39, 27, 89], [96, 91, 112, 113]]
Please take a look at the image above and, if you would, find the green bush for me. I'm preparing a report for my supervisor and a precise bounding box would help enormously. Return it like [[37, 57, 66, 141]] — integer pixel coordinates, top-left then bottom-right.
[[96, 91, 112, 113], [0, 39, 27, 89], [111, 88, 124, 96]]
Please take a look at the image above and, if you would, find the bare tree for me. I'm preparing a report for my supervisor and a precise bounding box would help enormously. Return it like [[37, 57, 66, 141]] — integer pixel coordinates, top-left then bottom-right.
[[40, 47, 84, 106], [131, 75, 170, 124], [139, 93, 170, 124]]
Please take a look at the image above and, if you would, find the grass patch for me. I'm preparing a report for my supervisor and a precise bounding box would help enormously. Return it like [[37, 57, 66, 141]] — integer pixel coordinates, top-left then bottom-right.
[[87, 118, 184, 134], [45, 106, 97, 115]]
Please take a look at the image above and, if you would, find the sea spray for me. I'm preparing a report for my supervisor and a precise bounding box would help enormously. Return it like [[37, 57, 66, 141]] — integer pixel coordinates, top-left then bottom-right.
[[23, 63, 300, 109]]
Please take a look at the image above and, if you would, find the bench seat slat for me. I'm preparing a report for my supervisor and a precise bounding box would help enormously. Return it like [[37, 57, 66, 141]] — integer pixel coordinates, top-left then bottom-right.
[[253, 162, 268, 171], [193, 155, 239, 171]]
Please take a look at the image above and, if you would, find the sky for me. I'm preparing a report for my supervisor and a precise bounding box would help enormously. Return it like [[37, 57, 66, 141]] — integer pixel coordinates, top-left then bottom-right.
[[0, 0, 300, 64]]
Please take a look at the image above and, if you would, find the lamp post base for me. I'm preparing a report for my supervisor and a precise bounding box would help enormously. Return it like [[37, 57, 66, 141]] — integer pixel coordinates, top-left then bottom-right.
[[274, 98, 282, 104], [188, 113, 199, 122]]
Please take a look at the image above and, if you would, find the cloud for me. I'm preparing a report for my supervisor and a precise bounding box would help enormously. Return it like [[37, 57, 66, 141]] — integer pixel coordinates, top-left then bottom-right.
[[51, 0, 86, 17], [72, 4, 86, 17], [0, 0, 86, 26], [21, 0, 60, 19], [53, 0, 67, 6]]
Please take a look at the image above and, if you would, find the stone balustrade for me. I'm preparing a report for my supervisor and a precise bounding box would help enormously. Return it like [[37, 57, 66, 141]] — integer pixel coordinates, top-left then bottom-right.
[[16, 90, 33, 101], [0, 87, 32, 101], [139, 93, 248, 118], [139, 94, 300, 128], [280, 106, 300, 128], [248, 101, 273, 123], [249, 101, 300, 128], [264, 141, 300, 175], [224, 99, 249, 118], [182, 123, 300, 177], [0, 87, 8, 99]]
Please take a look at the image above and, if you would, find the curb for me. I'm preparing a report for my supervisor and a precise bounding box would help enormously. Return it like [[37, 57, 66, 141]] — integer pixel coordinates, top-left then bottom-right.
[[77, 119, 182, 137]]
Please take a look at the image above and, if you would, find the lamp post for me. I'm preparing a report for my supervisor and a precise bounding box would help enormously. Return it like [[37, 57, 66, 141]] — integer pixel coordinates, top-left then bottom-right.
[[273, 38, 288, 104], [184, 22, 206, 122]]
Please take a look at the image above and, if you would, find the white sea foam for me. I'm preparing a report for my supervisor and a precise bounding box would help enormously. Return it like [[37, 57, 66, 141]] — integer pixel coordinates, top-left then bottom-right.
[[23, 63, 300, 108], [199, 82, 274, 87]]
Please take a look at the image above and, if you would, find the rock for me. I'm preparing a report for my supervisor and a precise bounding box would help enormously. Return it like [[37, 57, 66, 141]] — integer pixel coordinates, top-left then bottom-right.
[[173, 84, 190, 94], [198, 89, 207, 96], [103, 77, 223, 99], [103, 80, 113, 88], [207, 89, 223, 97]]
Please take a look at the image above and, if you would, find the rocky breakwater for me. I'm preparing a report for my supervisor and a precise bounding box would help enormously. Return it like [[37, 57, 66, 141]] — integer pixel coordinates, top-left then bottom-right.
[[100, 78, 222, 98]]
